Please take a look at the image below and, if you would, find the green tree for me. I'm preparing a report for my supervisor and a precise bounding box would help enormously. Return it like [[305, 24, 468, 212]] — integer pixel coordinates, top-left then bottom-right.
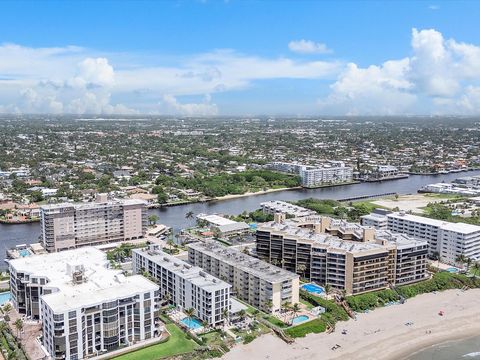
[[157, 191, 168, 204], [148, 214, 159, 225], [14, 318, 23, 338]]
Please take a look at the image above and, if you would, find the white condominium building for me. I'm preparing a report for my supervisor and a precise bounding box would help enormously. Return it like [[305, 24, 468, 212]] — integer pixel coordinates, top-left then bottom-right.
[[300, 165, 353, 188], [260, 200, 317, 218], [40, 195, 147, 252], [132, 246, 231, 326], [360, 209, 391, 229], [387, 212, 480, 264], [187, 241, 300, 313], [8, 247, 159, 360]]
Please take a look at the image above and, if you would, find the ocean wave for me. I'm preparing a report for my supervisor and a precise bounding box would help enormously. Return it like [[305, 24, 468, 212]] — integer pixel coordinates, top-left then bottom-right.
[[463, 352, 480, 358]]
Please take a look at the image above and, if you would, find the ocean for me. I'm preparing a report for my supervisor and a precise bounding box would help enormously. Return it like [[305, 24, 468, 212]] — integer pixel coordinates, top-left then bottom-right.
[[407, 336, 480, 360]]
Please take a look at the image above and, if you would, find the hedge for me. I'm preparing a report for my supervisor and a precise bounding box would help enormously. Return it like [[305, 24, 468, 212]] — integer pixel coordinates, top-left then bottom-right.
[[300, 291, 349, 322], [346, 272, 480, 312], [284, 318, 327, 338]]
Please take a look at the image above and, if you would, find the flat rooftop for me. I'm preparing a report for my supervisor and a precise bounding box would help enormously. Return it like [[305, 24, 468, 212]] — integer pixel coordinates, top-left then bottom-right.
[[387, 212, 480, 234], [258, 221, 387, 253], [133, 248, 230, 292], [188, 240, 299, 284], [260, 200, 316, 216], [196, 213, 236, 226], [9, 247, 157, 313], [376, 230, 428, 249], [41, 198, 146, 211]]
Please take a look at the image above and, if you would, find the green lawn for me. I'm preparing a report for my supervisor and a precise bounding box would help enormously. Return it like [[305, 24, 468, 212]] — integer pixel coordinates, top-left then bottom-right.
[[112, 323, 198, 360], [300, 299, 314, 310], [285, 318, 327, 338], [263, 315, 288, 328]]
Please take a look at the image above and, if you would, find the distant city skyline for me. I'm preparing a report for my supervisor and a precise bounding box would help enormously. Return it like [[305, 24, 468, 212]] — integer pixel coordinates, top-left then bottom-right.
[[1, 0, 480, 116]]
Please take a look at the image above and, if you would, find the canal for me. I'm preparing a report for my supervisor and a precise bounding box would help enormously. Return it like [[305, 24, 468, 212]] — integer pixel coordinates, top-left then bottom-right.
[[1, 170, 479, 269]]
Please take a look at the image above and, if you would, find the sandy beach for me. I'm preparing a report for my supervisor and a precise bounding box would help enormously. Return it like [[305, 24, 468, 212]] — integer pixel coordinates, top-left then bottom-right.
[[223, 289, 480, 360], [213, 187, 301, 201]]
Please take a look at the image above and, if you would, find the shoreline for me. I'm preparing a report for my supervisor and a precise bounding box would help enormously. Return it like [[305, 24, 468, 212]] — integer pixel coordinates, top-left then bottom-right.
[[393, 329, 480, 360], [223, 288, 480, 360], [211, 186, 302, 201]]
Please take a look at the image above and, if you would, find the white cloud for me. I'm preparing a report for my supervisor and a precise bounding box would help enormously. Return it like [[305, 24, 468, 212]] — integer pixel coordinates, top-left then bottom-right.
[[2, 29, 480, 115], [0, 52, 135, 114], [318, 28, 480, 115], [0, 44, 340, 114], [288, 39, 332, 54], [161, 94, 218, 116]]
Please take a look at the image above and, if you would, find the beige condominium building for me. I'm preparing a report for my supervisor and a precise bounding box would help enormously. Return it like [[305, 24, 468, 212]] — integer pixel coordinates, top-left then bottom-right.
[[187, 240, 300, 313], [8, 247, 159, 360], [256, 215, 428, 295], [40, 194, 147, 252]]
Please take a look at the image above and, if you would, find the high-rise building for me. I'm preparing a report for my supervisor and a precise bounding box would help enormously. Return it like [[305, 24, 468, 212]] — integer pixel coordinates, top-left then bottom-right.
[[132, 246, 231, 326], [8, 247, 159, 360], [299, 165, 353, 188], [256, 217, 428, 295], [40, 196, 147, 252], [187, 241, 300, 313], [386, 212, 480, 264]]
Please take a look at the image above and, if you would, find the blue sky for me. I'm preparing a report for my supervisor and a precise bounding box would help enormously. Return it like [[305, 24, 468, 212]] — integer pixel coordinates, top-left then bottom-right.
[[0, 0, 479, 115]]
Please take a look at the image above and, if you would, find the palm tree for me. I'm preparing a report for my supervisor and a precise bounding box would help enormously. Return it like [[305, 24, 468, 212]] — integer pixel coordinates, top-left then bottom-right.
[[161, 292, 171, 306], [472, 262, 480, 277], [222, 308, 229, 327], [324, 284, 331, 297], [456, 254, 467, 269], [3, 303, 12, 316], [297, 264, 307, 279], [282, 302, 291, 323], [238, 309, 246, 321], [184, 308, 195, 326], [3, 303, 12, 322], [166, 239, 174, 253], [185, 211, 194, 220], [14, 318, 23, 338], [265, 300, 273, 313], [291, 303, 300, 324], [465, 257, 473, 273]]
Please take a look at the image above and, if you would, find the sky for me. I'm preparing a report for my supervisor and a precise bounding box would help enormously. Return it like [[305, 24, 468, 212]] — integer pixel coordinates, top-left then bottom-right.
[[0, 0, 480, 116]]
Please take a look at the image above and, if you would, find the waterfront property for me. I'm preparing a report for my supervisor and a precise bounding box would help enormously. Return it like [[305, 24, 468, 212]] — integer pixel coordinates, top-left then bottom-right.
[[256, 215, 428, 295], [40, 194, 148, 252], [300, 165, 353, 188], [8, 247, 160, 360], [260, 200, 316, 218], [196, 213, 250, 237], [187, 240, 300, 313], [132, 246, 231, 326], [386, 212, 480, 265]]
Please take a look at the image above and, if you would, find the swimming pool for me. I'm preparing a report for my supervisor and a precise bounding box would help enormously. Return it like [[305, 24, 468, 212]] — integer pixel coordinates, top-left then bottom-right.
[[301, 283, 324, 295], [291, 315, 309, 325], [19, 249, 30, 257], [0, 292, 11, 306], [180, 317, 203, 330], [446, 267, 459, 273]]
